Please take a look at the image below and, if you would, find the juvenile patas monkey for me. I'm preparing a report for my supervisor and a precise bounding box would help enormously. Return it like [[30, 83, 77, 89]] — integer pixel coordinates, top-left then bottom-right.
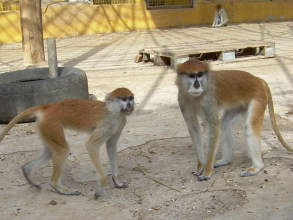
[[0, 88, 134, 198], [176, 58, 293, 181], [212, 4, 229, 27]]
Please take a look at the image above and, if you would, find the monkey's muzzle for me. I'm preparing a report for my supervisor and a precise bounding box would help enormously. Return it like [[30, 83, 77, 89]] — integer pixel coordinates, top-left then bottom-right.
[[123, 109, 133, 115]]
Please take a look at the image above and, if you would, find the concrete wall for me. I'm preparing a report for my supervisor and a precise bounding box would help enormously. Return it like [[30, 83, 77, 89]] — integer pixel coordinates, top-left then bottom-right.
[[1, 0, 293, 44]]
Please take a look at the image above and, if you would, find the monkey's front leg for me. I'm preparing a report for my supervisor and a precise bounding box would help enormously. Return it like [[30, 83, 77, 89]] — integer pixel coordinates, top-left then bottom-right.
[[184, 114, 205, 176], [198, 120, 220, 181], [212, 13, 220, 27], [198, 101, 220, 181], [86, 135, 107, 199], [106, 136, 128, 188]]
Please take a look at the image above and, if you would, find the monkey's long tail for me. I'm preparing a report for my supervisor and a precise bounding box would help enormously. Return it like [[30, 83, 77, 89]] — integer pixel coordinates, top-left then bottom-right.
[[0, 107, 39, 143], [264, 81, 293, 152]]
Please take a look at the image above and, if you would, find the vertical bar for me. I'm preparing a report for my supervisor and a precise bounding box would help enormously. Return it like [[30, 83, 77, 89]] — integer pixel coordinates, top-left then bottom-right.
[[47, 38, 58, 78], [20, 0, 45, 64]]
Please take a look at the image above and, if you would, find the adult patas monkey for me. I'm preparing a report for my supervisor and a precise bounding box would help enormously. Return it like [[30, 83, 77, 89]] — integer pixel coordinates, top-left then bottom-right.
[[212, 4, 229, 27], [176, 58, 293, 181], [0, 88, 134, 198]]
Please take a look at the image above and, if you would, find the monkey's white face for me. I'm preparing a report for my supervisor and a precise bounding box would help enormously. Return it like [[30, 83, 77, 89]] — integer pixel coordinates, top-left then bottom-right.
[[181, 72, 206, 97], [119, 96, 135, 115]]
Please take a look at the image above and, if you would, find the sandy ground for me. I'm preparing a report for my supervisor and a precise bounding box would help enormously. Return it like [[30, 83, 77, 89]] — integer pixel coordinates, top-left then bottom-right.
[[1, 22, 293, 219]]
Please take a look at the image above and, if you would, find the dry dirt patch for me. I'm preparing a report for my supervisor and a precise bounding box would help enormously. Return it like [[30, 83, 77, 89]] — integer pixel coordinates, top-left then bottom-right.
[[1, 115, 293, 219]]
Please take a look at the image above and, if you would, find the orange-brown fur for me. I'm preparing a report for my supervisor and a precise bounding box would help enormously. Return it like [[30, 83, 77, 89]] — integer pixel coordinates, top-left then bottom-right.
[[0, 88, 134, 198], [176, 58, 292, 181], [216, 4, 222, 11]]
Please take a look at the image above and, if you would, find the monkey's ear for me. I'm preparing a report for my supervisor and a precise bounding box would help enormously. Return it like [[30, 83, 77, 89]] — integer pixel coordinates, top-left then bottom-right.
[[105, 93, 114, 104], [176, 63, 184, 74]]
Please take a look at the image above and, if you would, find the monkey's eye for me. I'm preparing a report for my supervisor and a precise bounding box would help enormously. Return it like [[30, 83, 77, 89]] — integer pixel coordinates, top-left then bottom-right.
[[121, 97, 128, 102], [121, 96, 133, 101], [188, 74, 196, 78], [197, 72, 204, 78]]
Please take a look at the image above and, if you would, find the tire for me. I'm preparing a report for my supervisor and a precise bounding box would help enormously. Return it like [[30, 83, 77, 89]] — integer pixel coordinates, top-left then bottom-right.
[[0, 67, 89, 123]]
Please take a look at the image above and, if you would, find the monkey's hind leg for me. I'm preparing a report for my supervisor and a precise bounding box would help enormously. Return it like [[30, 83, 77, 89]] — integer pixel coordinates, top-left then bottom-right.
[[39, 126, 81, 195], [22, 147, 52, 189], [50, 143, 81, 195], [241, 102, 265, 177], [214, 108, 244, 168]]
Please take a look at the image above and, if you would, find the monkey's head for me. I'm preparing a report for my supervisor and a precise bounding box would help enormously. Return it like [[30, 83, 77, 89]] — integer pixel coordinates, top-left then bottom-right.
[[216, 4, 222, 10], [105, 88, 135, 115], [176, 58, 210, 97]]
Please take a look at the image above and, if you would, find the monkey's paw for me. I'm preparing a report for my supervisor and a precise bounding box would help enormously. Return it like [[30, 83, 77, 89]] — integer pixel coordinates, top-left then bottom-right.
[[29, 183, 42, 190], [94, 189, 104, 199], [240, 166, 260, 177], [115, 182, 128, 188], [60, 189, 81, 195], [50, 184, 81, 195], [73, 190, 82, 195], [214, 159, 231, 168], [198, 175, 211, 181], [94, 192, 101, 200], [191, 169, 204, 176], [112, 177, 128, 188], [240, 170, 255, 177]]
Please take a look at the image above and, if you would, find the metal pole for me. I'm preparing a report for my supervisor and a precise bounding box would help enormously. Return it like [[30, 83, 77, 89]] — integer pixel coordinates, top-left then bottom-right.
[[47, 38, 58, 78]]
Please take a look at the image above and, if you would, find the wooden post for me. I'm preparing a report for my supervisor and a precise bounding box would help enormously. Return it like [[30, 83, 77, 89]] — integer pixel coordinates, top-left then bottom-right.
[[47, 38, 58, 78], [19, 0, 45, 64]]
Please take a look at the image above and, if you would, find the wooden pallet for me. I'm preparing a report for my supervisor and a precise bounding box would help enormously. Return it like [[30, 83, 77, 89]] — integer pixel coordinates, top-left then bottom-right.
[[134, 40, 275, 68]]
